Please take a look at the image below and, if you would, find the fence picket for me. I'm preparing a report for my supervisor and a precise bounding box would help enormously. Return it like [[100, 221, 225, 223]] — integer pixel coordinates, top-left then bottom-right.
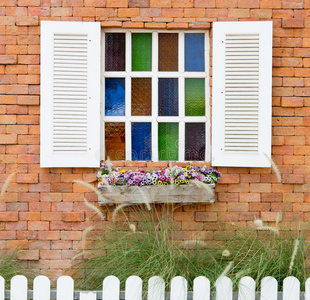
[[171, 276, 187, 300], [33, 275, 50, 300], [238, 276, 255, 300], [125, 276, 142, 300], [216, 276, 233, 300], [0, 276, 4, 300], [283, 277, 300, 300], [305, 278, 310, 300], [193, 276, 210, 300], [80, 291, 97, 300], [11, 275, 27, 300], [57, 276, 74, 300], [261, 276, 278, 300], [103, 275, 120, 300], [148, 276, 165, 300]]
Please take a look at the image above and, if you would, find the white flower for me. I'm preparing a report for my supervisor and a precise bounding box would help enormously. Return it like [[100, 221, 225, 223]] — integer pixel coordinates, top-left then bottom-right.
[[254, 219, 263, 227], [129, 223, 136, 233], [222, 249, 230, 257]]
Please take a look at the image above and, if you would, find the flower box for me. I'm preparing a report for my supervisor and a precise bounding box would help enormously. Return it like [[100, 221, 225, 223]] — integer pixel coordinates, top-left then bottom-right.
[[98, 184, 215, 205], [96, 164, 220, 205]]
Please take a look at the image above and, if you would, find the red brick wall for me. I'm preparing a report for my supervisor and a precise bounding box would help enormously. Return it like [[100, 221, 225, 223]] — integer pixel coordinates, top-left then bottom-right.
[[0, 0, 310, 279]]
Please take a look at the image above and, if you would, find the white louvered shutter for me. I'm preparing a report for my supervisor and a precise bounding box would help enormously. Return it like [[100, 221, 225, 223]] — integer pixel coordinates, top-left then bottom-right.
[[40, 21, 100, 167], [212, 21, 272, 167]]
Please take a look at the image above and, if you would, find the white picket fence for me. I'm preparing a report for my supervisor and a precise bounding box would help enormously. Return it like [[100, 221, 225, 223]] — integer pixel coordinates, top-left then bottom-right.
[[1, 275, 309, 299]]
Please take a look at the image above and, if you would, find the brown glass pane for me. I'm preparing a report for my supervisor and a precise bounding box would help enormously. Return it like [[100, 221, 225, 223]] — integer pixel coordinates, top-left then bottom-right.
[[105, 33, 125, 71], [131, 78, 152, 116], [158, 33, 178, 71], [105, 122, 125, 160]]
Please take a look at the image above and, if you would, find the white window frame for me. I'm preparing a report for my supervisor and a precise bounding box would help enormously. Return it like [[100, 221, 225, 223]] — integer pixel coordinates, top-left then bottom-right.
[[100, 29, 210, 162]]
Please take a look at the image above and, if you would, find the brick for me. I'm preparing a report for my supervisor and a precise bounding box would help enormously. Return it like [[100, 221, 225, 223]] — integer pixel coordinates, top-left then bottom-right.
[[129, 0, 149, 7], [285, 136, 305, 146], [63, 212, 85, 222], [250, 9, 272, 18], [39, 174, 61, 183], [217, 192, 238, 202], [162, 8, 182, 17], [38, 231, 60, 240], [60, 231, 82, 240], [106, 0, 128, 7], [261, 212, 282, 222], [85, 0, 107, 5], [28, 221, 49, 230], [16, 174, 38, 184], [282, 174, 304, 184], [0, 115, 16, 124], [17, 250, 39, 260], [167, 22, 188, 29], [184, 8, 205, 17], [50, 221, 72, 230], [122, 22, 144, 28], [28, 7, 51, 16], [41, 212, 63, 221], [0, 134, 17, 144], [140, 8, 162, 16], [220, 174, 239, 183], [40, 250, 61, 260], [195, 212, 217, 221], [6, 85, 28, 94], [283, 18, 304, 28], [18, 135, 39, 145], [0, 212, 18, 221], [238, 0, 259, 8], [194, 0, 215, 7], [0, 55, 17, 64], [5, 65, 27, 74], [218, 212, 239, 222], [228, 8, 250, 17], [16, 16, 38, 26], [283, 0, 304, 8], [18, 0, 40, 5], [17, 95, 39, 105], [240, 193, 260, 202], [50, 183, 72, 193], [250, 183, 271, 193], [6, 105, 27, 114], [19, 212, 41, 221]]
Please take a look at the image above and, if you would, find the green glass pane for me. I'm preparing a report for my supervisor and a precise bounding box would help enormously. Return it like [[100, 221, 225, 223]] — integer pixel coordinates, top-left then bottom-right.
[[185, 78, 205, 116], [132, 33, 152, 71], [158, 123, 178, 161]]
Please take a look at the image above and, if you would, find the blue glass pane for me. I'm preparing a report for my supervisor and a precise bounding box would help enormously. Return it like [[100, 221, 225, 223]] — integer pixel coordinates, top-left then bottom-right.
[[105, 78, 125, 116], [158, 78, 178, 116], [132, 122, 152, 161], [185, 33, 205, 72]]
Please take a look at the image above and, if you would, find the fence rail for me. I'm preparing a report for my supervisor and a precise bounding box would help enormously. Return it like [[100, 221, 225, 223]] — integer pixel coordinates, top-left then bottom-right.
[[1, 275, 309, 300]]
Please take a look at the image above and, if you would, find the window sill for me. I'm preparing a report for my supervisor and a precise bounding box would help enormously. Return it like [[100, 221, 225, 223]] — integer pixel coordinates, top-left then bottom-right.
[[98, 184, 215, 205]]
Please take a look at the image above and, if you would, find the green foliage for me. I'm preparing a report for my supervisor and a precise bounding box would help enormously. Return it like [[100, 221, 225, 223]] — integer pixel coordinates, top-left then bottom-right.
[[73, 204, 309, 291]]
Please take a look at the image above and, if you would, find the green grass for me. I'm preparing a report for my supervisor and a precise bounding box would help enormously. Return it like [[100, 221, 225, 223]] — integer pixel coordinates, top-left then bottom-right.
[[73, 203, 309, 291]]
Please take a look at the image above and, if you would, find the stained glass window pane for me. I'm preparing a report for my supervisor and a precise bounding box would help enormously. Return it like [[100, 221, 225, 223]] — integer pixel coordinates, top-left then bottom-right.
[[132, 122, 152, 161], [105, 78, 125, 116], [105, 33, 125, 71], [158, 123, 178, 161], [131, 78, 152, 116], [105, 122, 125, 160], [185, 33, 205, 72], [132, 33, 152, 71], [185, 78, 205, 116], [158, 78, 178, 116], [185, 123, 205, 161], [158, 33, 178, 71]]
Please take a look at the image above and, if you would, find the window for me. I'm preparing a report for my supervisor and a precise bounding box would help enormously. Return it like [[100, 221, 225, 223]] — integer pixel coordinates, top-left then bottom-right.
[[102, 30, 209, 162], [40, 21, 272, 168]]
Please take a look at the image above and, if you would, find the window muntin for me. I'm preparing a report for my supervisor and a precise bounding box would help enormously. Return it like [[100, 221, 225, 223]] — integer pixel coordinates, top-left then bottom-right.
[[102, 30, 210, 162]]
